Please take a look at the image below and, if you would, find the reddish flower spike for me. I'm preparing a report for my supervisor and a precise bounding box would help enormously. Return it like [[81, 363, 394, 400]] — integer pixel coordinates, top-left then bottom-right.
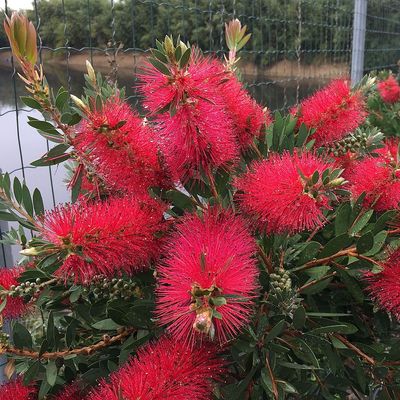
[[296, 79, 366, 145], [89, 336, 225, 400], [52, 382, 86, 400], [0, 378, 36, 400], [220, 73, 269, 149], [347, 140, 400, 211], [156, 209, 258, 345], [157, 99, 238, 181], [366, 249, 400, 319], [73, 97, 170, 195], [235, 152, 332, 234], [140, 50, 238, 181], [0, 267, 29, 319], [377, 75, 400, 104], [39, 197, 166, 282]]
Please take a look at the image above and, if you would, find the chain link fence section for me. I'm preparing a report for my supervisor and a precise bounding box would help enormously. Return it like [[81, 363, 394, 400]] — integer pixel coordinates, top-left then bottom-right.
[[0, 0, 399, 265], [364, 0, 400, 73]]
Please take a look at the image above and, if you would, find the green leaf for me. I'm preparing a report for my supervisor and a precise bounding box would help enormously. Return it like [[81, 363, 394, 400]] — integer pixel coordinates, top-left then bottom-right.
[[365, 231, 387, 256], [293, 306, 306, 329], [349, 210, 374, 235], [31, 153, 70, 167], [337, 270, 364, 303], [265, 319, 286, 343], [152, 48, 168, 63], [373, 210, 396, 234], [13, 176, 22, 204], [55, 89, 69, 111], [0, 211, 18, 221], [296, 241, 321, 265], [13, 322, 33, 349], [180, 47, 191, 68], [164, 189, 194, 210], [335, 202, 351, 236], [23, 361, 41, 385], [46, 312, 55, 349], [356, 231, 374, 254], [211, 296, 227, 306], [21, 96, 42, 110], [33, 188, 45, 216], [293, 338, 320, 367], [22, 184, 34, 217], [296, 123, 310, 146], [27, 117, 59, 134], [46, 361, 57, 387], [92, 318, 122, 330], [318, 234, 352, 259], [310, 324, 358, 334], [148, 58, 171, 76], [47, 143, 71, 158]]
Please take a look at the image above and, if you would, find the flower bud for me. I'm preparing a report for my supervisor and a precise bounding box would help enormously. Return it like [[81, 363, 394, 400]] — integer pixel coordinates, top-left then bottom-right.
[[4, 12, 37, 65], [86, 60, 96, 84]]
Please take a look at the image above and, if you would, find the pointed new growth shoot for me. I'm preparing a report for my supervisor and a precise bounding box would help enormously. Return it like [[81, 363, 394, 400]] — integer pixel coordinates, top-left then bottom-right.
[[224, 19, 251, 69], [3, 12, 37, 66]]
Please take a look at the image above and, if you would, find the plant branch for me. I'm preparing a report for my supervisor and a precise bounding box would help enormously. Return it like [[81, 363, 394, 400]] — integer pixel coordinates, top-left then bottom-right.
[[0, 188, 37, 226], [294, 247, 357, 272], [0, 327, 135, 360], [297, 271, 337, 292], [265, 353, 279, 400], [332, 334, 375, 366], [257, 243, 273, 273]]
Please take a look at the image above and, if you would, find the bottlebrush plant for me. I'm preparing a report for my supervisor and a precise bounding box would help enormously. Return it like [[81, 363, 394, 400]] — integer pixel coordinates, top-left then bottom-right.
[[2, 11, 400, 400]]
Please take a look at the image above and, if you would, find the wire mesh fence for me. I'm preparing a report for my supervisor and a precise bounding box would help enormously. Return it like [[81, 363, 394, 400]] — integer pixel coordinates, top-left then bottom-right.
[[0, 0, 400, 264]]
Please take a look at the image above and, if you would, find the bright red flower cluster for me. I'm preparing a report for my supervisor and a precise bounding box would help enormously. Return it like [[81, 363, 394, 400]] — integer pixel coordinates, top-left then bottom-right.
[[39, 197, 165, 282], [141, 51, 237, 180], [366, 249, 400, 319], [156, 209, 258, 344], [220, 73, 270, 149], [346, 140, 400, 211], [377, 75, 400, 104], [73, 97, 169, 195], [235, 152, 332, 234], [88, 336, 225, 400], [0, 378, 36, 400], [0, 267, 29, 319], [140, 50, 267, 181], [295, 79, 366, 145]]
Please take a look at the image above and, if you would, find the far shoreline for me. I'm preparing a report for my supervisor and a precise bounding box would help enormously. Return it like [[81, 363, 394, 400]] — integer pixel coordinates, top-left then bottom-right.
[[0, 49, 349, 82]]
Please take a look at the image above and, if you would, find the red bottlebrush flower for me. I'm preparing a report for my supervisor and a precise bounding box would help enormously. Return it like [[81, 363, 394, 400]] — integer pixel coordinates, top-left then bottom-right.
[[39, 197, 165, 282], [73, 97, 169, 195], [139, 49, 225, 114], [220, 73, 268, 149], [157, 99, 238, 181], [366, 249, 400, 319], [347, 142, 400, 211], [377, 75, 400, 104], [140, 50, 238, 181], [235, 152, 333, 234], [295, 79, 366, 145], [0, 267, 29, 319], [89, 336, 225, 400], [156, 209, 258, 344], [0, 378, 36, 400], [51, 382, 87, 400]]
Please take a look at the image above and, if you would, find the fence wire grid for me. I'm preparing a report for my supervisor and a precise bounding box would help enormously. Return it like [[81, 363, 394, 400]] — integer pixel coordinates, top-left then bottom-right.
[[0, 0, 400, 266]]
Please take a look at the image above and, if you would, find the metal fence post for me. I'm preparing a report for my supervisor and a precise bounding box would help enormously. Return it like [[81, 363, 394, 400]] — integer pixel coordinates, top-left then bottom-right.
[[351, 0, 368, 85]]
